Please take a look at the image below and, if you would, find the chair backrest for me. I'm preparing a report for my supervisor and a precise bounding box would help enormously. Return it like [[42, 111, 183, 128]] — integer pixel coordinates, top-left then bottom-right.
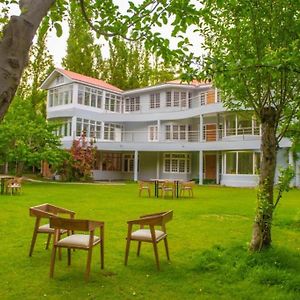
[[49, 217, 103, 231], [181, 181, 195, 188], [29, 203, 75, 219], [140, 210, 173, 226], [162, 181, 174, 189], [138, 181, 150, 188]]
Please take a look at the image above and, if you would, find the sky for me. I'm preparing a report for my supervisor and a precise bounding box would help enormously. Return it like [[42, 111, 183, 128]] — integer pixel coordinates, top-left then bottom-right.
[[7, 1, 203, 68]]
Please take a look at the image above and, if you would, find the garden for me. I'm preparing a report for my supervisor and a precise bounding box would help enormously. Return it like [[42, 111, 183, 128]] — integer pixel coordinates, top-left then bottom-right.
[[0, 182, 299, 300]]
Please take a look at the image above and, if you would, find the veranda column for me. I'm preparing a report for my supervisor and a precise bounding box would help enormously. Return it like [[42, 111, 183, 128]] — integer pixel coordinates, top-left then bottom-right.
[[134, 150, 139, 182], [199, 150, 203, 185], [216, 152, 220, 184], [199, 115, 203, 142], [71, 116, 77, 139]]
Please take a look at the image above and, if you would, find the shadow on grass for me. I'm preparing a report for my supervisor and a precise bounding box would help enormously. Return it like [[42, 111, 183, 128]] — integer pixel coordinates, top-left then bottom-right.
[[191, 244, 300, 293]]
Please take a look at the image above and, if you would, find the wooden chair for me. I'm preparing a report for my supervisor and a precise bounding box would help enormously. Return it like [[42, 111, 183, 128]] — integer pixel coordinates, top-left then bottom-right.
[[124, 211, 173, 270], [138, 181, 151, 197], [179, 181, 195, 197], [161, 180, 175, 198], [49, 217, 104, 281], [6, 177, 22, 195], [29, 203, 75, 257]]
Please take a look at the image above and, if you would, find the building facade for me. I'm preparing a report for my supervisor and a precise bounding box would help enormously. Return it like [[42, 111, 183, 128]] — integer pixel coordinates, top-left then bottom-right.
[[42, 68, 299, 187]]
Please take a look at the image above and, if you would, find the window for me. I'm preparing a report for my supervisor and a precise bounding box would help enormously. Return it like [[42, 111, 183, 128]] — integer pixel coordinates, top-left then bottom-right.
[[123, 154, 134, 172], [148, 125, 158, 141], [76, 118, 102, 139], [166, 92, 172, 107], [102, 153, 122, 171], [77, 84, 102, 108], [165, 124, 190, 141], [216, 90, 222, 102], [181, 92, 187, 107], [56, 118, 72, 137], [105, 93, 122, 112], [124, 96, 140, 112], [225, 151, 261, 175], [49, 85, 73, 107], [200, 92, 207, 105], [150, 93, 160, 108], [173, 92, 180, 107], [163, 153, 191, 174], [225, 152, 237, 174], [103, 123, 122, 141]]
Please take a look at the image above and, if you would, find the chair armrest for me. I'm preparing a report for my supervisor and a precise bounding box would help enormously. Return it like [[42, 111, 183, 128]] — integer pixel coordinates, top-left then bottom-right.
[[128, 215, 161, 226]]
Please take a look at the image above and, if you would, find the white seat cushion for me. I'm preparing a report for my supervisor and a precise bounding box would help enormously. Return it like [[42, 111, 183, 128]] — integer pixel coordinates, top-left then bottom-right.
[[57, 234, 100, 248], [38, 224, 67, 234], [131, 229, 166, 241]]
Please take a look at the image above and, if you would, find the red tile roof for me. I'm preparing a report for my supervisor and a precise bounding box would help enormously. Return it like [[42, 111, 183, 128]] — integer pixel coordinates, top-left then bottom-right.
[[57, 68, 123, 93]]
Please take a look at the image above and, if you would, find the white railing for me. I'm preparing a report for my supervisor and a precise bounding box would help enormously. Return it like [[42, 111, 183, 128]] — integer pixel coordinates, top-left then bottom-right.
[[84, 127, 261, 143]]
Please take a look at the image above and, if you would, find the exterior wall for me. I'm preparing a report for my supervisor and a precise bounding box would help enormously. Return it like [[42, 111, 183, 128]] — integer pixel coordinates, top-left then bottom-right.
[[139, 152, 158, 180]]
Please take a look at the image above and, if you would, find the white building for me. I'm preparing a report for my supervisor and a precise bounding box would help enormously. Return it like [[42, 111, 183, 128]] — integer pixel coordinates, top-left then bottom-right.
[[41, 68, 299, 187]]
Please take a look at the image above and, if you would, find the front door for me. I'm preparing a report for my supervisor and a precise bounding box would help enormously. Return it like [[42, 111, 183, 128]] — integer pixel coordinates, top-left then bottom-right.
[[205, 154, 217, 181]]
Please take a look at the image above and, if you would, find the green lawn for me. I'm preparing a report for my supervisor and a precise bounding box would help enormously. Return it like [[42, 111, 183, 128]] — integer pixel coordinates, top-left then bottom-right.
[[0, 182, 299, 300]]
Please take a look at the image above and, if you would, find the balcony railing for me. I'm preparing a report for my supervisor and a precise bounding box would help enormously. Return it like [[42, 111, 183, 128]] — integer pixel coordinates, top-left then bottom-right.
[[81, 127, 261, 143]]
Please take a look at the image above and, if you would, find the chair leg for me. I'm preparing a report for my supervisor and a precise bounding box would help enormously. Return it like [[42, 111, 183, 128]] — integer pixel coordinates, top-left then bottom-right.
[[49, 246, 57, 278], [152, 242, 160, 270], [124, 238, 131, 266], [67, 248, 71, 266], [45, 234, 51, 249], [58, 232, 62, 260], [137, 241, 142, 256], [29, 218, 40, 257], [100, 241, 104, 269], [85, 248, 93, 281], [164, 238, 170, 260]]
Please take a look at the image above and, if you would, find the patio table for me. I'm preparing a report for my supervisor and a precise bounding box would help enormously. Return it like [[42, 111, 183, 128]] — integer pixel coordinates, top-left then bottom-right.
[[149, 178, 183, 198]]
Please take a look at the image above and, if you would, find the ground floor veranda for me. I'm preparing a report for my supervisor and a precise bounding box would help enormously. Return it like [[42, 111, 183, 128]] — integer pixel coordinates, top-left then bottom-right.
[[91, 148, 296, 187]]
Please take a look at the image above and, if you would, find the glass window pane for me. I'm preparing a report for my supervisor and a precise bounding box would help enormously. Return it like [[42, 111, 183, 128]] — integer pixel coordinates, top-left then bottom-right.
[[226, 152, 236, 174], [238, 152, 253, 174]]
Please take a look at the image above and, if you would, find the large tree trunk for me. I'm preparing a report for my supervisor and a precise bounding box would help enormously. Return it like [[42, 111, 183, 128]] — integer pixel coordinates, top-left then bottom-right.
[[0, 0, 54, 121], [250, 107, 277, 251]]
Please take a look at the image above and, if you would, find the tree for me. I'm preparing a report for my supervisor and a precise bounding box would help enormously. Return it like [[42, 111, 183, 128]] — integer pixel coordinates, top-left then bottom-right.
[[0, 0, 198, 120], [198, 1, 300, 251], [0, 95, 66, 175], [62, 1, 103, 78]]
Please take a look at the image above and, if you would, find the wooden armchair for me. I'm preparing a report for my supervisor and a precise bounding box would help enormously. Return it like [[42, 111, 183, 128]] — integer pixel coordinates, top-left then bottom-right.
[[138, 181, 151, 197], [49, 217, 104, 281], [125, 210, 173, 270], [179, 181, 195, 197], [6, 177, 22, 195], [161, 180, 175, 198], [29, 203, 75, 256]]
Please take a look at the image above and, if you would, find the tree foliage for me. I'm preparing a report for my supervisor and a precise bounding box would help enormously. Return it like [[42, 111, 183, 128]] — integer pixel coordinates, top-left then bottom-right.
[[198, 0, 300, 251]]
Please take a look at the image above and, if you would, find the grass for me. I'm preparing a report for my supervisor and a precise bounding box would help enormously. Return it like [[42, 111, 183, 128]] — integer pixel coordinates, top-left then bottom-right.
[[0, 182, 299, 300]]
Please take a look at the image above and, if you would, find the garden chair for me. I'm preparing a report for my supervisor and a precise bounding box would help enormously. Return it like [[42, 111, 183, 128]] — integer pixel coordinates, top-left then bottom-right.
[[138, 181, 151, 197], [29, 203, 75, 256], [124, 210, 173, 270], [49, 217, 104, 281], [6, 177, 22, 195], [179, 181, 195, 197], [161, 180, 175, 198]]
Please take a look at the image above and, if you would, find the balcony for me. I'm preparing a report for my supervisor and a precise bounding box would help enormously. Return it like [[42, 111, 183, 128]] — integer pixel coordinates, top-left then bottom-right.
[[81, 126, 261, 144]]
